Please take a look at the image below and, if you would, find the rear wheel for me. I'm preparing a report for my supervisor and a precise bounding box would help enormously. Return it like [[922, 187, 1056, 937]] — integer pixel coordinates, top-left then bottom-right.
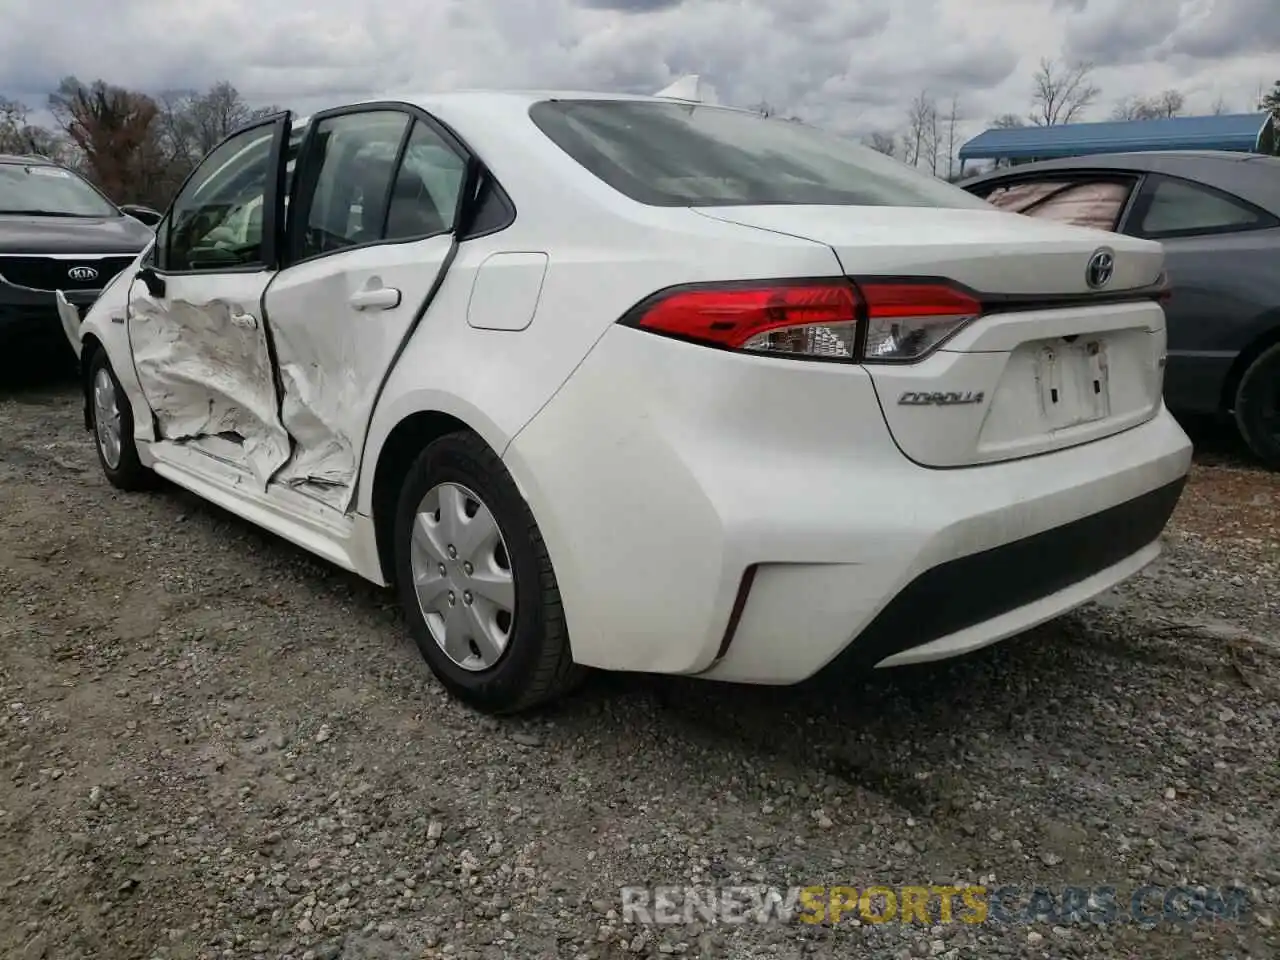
[[87, 349, 154, 491], [393, 432, 584, 713], [1234, 343, 1280, 470]]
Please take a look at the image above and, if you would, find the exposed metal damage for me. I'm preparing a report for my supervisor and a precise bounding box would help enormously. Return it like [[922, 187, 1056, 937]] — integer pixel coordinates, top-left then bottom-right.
[[128, 289, 291, 487]]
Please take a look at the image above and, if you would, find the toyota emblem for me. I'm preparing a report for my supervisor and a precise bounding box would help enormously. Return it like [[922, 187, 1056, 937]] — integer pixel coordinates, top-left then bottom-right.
[[67, 265, 99, 282], [1085, 249, 1114, 289]]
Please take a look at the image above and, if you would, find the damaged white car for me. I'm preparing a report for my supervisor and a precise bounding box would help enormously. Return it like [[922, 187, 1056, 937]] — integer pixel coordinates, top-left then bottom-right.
[[62, 91, 1192, 714]]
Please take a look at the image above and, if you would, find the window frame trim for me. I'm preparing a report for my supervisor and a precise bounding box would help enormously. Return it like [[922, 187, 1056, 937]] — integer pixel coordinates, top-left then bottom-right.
[[1120, 171, 1280, 240], [280, 100, 512, 272], [287, 107, 415, 266], [151, 111, 292, 277]]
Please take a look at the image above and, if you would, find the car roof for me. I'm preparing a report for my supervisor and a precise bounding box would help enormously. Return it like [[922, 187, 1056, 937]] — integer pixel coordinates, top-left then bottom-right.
[[291, 88, 758, 126], [961, 150, 1280, 215], [0, 153, 57, 165], [368, 89, 749, 109], [282, 88, 759, 144]]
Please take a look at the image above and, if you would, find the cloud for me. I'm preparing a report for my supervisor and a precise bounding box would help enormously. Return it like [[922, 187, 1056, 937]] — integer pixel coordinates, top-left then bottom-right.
[[1062, 0, 1183, 66], [577, 0, 686, 9], [1166, 0, 1280, 59], [0, 0, 1274, 147]]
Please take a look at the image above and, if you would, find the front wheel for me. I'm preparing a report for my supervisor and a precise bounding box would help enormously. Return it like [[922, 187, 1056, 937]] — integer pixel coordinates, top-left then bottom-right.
[[393, 432, 584, 713], [87, 349, 154, 491], [1234, 343, 1280, 470]]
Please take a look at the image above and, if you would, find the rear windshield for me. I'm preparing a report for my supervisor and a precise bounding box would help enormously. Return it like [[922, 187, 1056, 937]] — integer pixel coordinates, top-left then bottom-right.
[[528, 99, 992, 209]]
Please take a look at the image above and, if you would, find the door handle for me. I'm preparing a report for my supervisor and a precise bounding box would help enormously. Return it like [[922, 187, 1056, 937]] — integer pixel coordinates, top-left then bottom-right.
[[230, 311, 258, 330], [349, 286, 401, 311]]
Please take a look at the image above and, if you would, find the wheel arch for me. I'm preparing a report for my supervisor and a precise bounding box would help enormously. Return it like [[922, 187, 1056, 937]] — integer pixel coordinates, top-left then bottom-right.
[[79, 334, 106, 430], [368, 409, 495, 586], [1221, 311, 1280, 413]]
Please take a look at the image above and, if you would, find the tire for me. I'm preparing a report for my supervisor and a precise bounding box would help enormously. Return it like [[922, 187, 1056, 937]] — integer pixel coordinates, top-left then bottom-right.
[[87, 349, 154, 491], [1233, 343, 1280, 471], [393, 431, 585, 713]]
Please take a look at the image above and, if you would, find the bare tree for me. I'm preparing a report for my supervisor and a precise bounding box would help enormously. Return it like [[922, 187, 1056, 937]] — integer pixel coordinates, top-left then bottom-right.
[[1112, 90, 1185, 121], [990, 113, 1026, 129], [904, 89, 938, 170], [862, 131, 897, 156], [48, 77, 163, 203], [944, 95, 963, 179], [1109, 96, 1141, 121], [1150, 89, 1186, 118], [926, 98, 941, 175], [1211, 96, 1231, 115], [1029, 57, 1100, 126]]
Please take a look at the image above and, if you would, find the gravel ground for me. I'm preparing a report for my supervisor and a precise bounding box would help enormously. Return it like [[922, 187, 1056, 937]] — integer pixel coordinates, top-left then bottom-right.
[[1, 373, 1277, 960]]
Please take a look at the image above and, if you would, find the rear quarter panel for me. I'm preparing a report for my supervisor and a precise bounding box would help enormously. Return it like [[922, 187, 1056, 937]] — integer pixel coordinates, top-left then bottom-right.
[[1160, 231, 1280, 353], [1158, 230, 1280, 412]]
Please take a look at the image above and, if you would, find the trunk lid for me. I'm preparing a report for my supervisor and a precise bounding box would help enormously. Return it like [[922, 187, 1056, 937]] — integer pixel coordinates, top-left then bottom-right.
[[694, 205, 1169, 467]]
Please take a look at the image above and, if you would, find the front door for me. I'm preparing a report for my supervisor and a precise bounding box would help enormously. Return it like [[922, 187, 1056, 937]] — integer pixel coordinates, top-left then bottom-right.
[[127, 114, 294, 487], [263, 106, 470, 510]]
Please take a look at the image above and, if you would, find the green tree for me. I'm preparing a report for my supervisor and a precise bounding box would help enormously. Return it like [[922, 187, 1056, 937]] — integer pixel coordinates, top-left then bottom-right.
[[1259, 82, 1280, 154], [1261, 81, 1280, 118]]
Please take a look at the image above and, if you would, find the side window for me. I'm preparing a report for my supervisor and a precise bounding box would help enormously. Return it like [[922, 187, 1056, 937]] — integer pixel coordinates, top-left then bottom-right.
[[385, 120, 467, 240], [165, 123, 277, 272], [297, 111, 410, 259], [1131, 176, 1274, 239], [984, 179, 1133, 232]]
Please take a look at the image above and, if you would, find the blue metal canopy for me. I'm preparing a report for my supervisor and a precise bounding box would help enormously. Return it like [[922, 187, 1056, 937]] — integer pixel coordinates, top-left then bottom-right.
[[958, 112, 1275, 162]]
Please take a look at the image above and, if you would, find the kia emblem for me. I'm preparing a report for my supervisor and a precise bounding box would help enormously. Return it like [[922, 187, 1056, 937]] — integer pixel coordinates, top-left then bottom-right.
[[67, 265, 99, 282]]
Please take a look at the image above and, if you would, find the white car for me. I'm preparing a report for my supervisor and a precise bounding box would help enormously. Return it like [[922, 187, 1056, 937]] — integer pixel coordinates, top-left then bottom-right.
[[59, 90, 1193, 714]]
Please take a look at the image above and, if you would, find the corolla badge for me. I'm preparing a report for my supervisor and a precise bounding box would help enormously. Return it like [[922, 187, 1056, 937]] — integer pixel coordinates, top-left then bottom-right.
[[67, 265, 99, 282], [898, 390, 985, 406], [1086, 248, 1114, 289]]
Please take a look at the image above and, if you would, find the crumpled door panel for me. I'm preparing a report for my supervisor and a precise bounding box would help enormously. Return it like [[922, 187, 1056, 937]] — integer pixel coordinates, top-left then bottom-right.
[[264, 235, 455, 511], [129, 276, 291, 487]]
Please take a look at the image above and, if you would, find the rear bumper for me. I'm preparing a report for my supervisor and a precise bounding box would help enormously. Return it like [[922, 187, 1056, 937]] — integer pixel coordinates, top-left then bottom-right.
[[818, 476, 1183, 673], [504, 325, 1194, 684]]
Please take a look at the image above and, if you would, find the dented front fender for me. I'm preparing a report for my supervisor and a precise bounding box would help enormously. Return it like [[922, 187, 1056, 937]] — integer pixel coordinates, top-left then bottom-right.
[[55, 290, 82, 360]]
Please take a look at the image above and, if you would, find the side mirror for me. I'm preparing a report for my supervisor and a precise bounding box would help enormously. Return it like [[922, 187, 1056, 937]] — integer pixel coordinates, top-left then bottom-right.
[[120, 204, 163, 227], [138, 265, 166, 299]]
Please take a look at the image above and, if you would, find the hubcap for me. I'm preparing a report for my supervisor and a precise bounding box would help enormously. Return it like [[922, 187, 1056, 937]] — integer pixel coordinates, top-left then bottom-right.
[[409, 482, 515, 671], [92, 367, 123, 470]]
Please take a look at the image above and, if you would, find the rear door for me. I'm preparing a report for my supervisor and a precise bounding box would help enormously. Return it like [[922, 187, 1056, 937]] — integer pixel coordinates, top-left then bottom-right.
[[1116, 172, 1280, 413], [126, 114, 295, 487], [262, 104, 472, 510]]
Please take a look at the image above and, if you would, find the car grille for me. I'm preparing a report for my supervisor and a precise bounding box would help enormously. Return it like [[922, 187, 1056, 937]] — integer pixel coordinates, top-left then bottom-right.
[[0, 255, 135, 292]]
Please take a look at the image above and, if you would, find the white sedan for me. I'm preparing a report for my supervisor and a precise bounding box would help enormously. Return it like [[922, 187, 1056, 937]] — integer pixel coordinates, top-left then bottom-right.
[[59, 89, 1193, 714]]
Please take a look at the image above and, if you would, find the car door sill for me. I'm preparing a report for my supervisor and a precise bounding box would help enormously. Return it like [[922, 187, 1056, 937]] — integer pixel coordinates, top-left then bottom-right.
[[144, 441, 362, 575]]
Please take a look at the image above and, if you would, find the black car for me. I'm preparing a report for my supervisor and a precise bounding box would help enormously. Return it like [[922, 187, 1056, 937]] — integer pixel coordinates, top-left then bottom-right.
[[0, 153, 158, 366], [961, 150, 1280, 469]]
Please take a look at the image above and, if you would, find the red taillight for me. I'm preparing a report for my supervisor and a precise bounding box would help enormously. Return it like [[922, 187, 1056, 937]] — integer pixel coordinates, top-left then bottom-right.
[[629, 281, 859, 351], [858, 282, 982, 319], [624, 278, 983, 363]]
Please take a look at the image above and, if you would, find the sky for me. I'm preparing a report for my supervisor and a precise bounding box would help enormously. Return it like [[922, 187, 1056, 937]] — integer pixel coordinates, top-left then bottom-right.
[[2, 0, 1278, 149]]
